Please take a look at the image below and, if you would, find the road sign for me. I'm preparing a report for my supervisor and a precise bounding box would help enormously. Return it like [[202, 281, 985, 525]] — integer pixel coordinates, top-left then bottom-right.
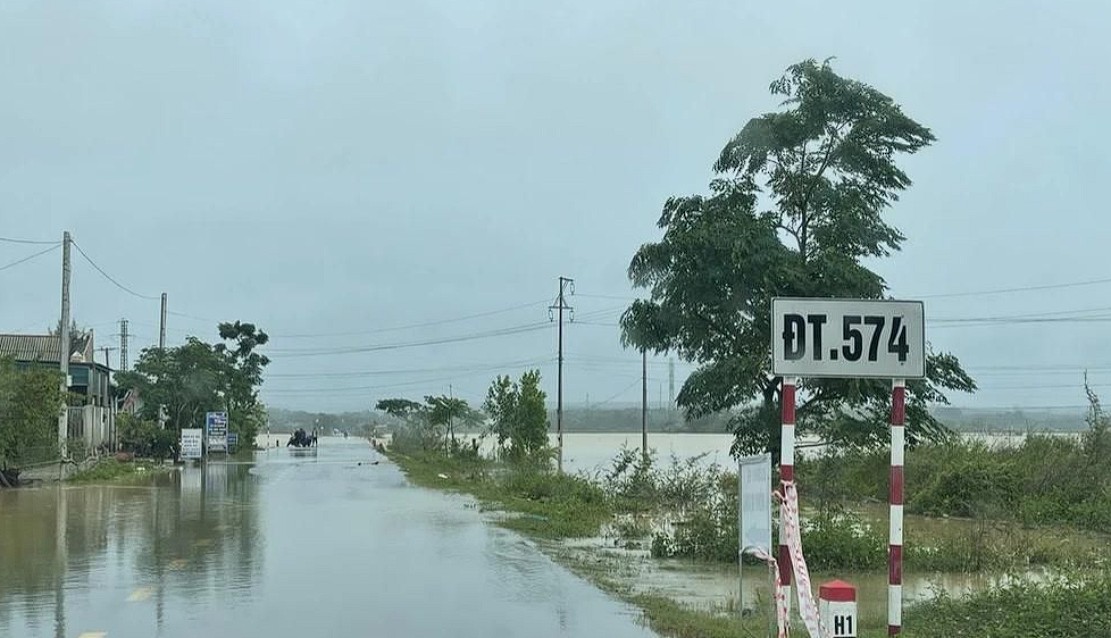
[[738, 454, 772, 556], [227, 432, 239, 450], [180, 428, 203, 460], [771, 298, 925, 379], [206, 412, 228, 453]]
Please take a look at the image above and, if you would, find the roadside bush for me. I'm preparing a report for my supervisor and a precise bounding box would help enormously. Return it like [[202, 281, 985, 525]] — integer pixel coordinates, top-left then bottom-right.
[[905, 574, 1111, 638], [909, 448, 1019, 518], [800, 509, 885, 571], [117, 414, 175, 460]]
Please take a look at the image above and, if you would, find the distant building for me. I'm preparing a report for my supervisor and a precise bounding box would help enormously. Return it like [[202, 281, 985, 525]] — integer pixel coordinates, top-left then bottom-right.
[[0, 331, 115, 451]]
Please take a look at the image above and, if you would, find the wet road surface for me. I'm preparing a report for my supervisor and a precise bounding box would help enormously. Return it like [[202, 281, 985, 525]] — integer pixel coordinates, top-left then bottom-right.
[[1, 438, 656, 638]]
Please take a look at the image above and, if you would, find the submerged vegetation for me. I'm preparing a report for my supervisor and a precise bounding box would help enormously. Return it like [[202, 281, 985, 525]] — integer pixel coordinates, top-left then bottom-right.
[[67, 457, 167, 483]]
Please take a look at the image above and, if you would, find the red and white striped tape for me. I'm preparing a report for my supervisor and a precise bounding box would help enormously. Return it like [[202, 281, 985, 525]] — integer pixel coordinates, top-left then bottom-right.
[[779, 481, 826, 638], [747, 548, 790, 638]]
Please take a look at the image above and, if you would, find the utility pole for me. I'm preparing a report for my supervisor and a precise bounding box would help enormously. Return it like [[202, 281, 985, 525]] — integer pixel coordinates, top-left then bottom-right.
[[119, 319, 129, 371], [159, 293, 167, 350], [641, 349, 648, 463], [549, 276, 574, 473], [668, 358, 675, 411], [99, 346, 117, 451], [58, 231, 72, 461]]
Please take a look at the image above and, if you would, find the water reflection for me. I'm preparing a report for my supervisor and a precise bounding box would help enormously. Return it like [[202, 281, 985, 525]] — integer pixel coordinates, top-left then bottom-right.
[[0, 462, 262, 637]]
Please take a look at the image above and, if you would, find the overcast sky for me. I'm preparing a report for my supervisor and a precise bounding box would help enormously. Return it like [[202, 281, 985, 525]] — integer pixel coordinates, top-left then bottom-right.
[[2, 1, 1110, 414]]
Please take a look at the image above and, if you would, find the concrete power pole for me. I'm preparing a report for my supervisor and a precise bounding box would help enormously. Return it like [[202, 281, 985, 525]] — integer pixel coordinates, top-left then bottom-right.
[[641, 349, 648, 463], [668, 358, 675, 411], [119, 319, 129, 371], [159, 293, 167, 350], [58, 231, 72, 460], [549, 276, 574, 473]]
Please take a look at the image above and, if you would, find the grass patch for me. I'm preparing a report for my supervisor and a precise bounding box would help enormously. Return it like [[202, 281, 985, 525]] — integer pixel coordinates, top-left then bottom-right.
[[387, 450, 612, 539], [902, 573, 1111, 637], [67, 458, 166, 483], [630, 594, 752, 638]]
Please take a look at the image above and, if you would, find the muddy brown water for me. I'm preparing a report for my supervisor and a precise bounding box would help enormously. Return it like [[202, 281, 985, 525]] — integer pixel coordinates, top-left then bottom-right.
[[0, 438, 656, 638]]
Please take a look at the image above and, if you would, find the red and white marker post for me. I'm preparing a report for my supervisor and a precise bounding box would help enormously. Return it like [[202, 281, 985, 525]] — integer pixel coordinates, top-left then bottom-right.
[[778, 377, 797, 619], [889, 379, 906, 635], [819, 579, 858, 638]]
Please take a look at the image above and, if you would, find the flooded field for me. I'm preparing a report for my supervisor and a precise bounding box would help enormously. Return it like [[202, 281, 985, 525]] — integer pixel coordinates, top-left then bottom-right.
[[541, 431, 1073, 475]]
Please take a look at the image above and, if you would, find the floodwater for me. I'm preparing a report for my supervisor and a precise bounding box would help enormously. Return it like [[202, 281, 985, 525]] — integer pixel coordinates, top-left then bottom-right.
[[546, 431, 1077, 475], [0, 437, 657, 638]]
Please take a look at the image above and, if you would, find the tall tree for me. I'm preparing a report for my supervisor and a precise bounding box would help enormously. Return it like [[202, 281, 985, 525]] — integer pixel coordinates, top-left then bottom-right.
[[621, 59, 975, 461], [375, 398, 425, 421], [214, 321, 270, 444], [483, 370, 549, 460], [424, 395, 480, 446], [0, 358, 64, 485], [116, 321, 270, 449]]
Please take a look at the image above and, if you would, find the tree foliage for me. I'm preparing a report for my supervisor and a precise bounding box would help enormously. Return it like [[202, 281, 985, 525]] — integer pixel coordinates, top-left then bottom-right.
[[425, 394, 481, 446], [116, 413, 175, 460], [115, 321, 270, 450], [620, 59, 975, 461], [375, 398, 425, 420], [483, 370, 549, 460], [0, 358, 63, 479]]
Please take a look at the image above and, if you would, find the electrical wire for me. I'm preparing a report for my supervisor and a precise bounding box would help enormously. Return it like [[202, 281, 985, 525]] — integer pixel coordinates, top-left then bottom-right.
[[265, 356, 553, 379], [72, 241, 160, 300], [267, 320, 554, 358], [588, 377, 645, 408], [0, 243, 60, 272], [917, 275, 1111, 300], [0, 235, 59, 245], [272, 299, 550, 339]]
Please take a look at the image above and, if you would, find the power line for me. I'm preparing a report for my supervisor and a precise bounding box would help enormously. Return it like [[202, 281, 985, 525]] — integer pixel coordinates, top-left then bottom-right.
[[0, 243, 60, 273], [71, 241, 160, 300], [272, 299, 550, 339], [267, 320, 554, 358], [918, 275, 1111, 300], [577, 292, 641, 301], [264, 356, 553, 380], [166, 310, 215, 323], [982, 382, 1111, 391], [0, 235, 59, 245], [590, 377, 644, 408]]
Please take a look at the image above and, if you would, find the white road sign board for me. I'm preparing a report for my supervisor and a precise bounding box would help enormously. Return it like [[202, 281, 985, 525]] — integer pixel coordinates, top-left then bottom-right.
[[180, 428, 203, 460], [738, 453, 773, 556], [771, 298, 925, 379]]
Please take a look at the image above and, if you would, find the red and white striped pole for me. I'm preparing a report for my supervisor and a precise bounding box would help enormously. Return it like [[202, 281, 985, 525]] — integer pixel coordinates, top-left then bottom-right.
[[779, 376, 797, 619], [888, 378, 906, 636]]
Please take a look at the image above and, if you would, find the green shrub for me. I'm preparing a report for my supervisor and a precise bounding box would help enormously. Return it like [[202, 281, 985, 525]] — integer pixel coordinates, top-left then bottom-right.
[[905, 574, 1111, 638], [117, 413, 175, 459], [800, 509, 885, 571]]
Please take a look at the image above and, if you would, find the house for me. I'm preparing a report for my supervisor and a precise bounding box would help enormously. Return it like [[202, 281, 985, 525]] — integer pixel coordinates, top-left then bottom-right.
[[0, 330, 115, 451]]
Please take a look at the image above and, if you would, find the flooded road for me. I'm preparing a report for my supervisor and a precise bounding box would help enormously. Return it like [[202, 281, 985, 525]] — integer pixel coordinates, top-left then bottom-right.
[[0, 438, 656, 638]]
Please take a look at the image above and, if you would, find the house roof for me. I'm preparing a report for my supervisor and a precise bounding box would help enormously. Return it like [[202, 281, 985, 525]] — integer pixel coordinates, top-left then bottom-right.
[[0, 332, 95, 364]]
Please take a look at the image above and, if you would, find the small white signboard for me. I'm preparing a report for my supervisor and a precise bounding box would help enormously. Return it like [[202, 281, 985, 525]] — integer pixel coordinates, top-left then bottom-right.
[[738, 453, 773, 556], [771, 298, 925, 379], [180, 428, 203, 460]]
